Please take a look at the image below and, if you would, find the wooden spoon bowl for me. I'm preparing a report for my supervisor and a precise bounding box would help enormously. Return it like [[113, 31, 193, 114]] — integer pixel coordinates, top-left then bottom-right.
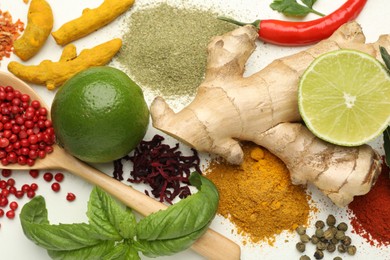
[[0, 71, 241, 260]]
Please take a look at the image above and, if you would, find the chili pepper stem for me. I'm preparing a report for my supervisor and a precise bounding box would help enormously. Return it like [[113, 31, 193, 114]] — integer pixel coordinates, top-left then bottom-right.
[[218, 16, 261, 30]]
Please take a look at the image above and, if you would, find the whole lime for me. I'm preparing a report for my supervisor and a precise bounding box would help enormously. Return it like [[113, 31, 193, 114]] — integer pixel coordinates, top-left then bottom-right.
[[51, 66, 149, 163]]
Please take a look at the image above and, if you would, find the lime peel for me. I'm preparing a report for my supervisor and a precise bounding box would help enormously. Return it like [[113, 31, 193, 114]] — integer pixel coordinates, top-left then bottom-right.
[[298, 49, 390, 146]]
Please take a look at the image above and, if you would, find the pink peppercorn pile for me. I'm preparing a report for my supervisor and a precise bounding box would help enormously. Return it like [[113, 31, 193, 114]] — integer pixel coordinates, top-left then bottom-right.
[[0, 169, 76, 228], [0, 85, 55, 166]]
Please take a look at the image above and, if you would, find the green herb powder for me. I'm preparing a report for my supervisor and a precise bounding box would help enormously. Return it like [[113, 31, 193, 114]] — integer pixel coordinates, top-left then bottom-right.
[[117, 3, 237, 98]]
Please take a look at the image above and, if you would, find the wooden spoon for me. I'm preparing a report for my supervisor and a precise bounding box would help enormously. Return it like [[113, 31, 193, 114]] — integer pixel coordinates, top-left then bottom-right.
[[0, 71, 241, 260]]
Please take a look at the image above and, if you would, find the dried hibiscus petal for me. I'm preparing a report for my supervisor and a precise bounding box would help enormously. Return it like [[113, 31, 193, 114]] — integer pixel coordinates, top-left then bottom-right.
[[113, 135, 202, 204]]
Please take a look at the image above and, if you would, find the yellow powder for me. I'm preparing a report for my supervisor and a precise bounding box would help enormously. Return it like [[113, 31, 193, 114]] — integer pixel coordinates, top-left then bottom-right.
[[205, 143, 311, 245]]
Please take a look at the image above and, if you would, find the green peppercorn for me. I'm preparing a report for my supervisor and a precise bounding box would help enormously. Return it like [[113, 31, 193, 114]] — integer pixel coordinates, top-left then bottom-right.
[[338, 244, 347, 253], [342, 236, 352, 246], [311, 235, 320, 245], [324, 228, 334, 240], [296, 242, 306, 253], [300, 255, 311, 260], [327, 243, 336, 253], [300, 234, 311, 243], [335, 230, 345, 240], [314, 250, 324, 259], [330, 226, 338, 235], [316, 241, 328, 251], [296, 225, 307, 235], [330, 237, 339, 245], [347, 245, 357, 255], [337, 222, 348, 232], [326, 214, 336, 226], [315, 220, 325, 229], [319, 237, 328, 243], [333, 257, 342, 260], [315, 228, 324, 238]]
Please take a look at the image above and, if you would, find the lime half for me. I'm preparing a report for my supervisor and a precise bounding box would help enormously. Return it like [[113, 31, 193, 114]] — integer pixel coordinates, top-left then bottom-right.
[[298, 49, 390, 146]]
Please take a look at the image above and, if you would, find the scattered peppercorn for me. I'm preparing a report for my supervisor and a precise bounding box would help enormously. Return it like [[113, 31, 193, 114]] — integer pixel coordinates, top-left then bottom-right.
[[337, 222, 348, 232], [311, 235, 320, 244], [54, 172, 64, 182], [43, 172, 53, 182], [333, 257, 342, 260], [324, 228, 334, 240], [315, 228, 324, 238], [326, 214, 337, 226], [5, 209, 15, 219], [330, 237, 339, 245], [300, 234, 311, 243], [347, 245, 357, 255], [330, 226, 338, 235], [29, 169, 39, 178], [296, 225, 306, 235], [296, 242, 306, 253], [315, 220, 325, 229], [335, 230, 345, 241], [300, 255, 311, 260], [337, 244, 347, 253], [327, 243, 336, 253], [66, 192, 76, 202], [51, 182, 60, 192], [316, 241, 327, 251], [314, 250, 324, 259], [342, 236, 352, 246]]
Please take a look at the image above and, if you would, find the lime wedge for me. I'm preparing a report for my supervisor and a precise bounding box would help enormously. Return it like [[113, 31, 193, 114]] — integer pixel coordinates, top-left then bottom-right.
[[298, 49, 390, 146]]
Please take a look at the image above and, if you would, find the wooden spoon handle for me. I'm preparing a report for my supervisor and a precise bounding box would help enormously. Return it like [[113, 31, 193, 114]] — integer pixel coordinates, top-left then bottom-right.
[[59, 152, 241, 260]]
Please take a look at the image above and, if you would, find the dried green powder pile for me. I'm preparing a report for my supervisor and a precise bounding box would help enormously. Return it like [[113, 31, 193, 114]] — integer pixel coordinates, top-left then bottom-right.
[[117, 3, 237, 98]]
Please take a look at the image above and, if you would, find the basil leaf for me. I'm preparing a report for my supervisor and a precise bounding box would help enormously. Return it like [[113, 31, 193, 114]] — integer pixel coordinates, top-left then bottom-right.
[[19, 195, 49, 225], [87, 187, 136, 240], [270, 0, 324, 17], [102, 241, 140, 260], [135, 222, 209, 258], [136, 172, 219, 240], [301, 0, 317, 9], [20, 196, 101, 251], [47, 240, 115, 260], [384, 126, 390, 167]]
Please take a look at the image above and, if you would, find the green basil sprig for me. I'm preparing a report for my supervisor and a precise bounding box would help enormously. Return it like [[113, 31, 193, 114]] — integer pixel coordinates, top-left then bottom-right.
[[136, 172, 218, 240], [20, 172, 219, 259], [270, 0, 324, 17]]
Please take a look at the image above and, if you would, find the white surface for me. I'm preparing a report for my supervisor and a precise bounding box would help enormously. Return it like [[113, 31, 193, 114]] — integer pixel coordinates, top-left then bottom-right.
[[0, 0, 389, 259]]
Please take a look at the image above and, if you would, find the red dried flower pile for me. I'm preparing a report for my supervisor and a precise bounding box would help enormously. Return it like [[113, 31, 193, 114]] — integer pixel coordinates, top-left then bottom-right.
[[113, 135, 202, 204]]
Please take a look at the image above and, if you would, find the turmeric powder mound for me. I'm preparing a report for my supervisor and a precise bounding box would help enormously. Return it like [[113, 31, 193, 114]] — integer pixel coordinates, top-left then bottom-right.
[[205, 143, 311, 245]]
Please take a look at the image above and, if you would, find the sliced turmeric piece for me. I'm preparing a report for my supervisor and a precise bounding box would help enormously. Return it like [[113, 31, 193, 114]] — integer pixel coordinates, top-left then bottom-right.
[[52, 0, 134, 45], [8, 38, 122, 90], [13, 0, 53, 61]]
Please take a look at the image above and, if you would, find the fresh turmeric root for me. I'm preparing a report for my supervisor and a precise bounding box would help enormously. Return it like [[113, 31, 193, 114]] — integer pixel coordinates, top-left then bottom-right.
[[51, 0, 134, 45], [150, 22, 389, 207], [13, 0, 53, 61], [8, 38, 122, 90]]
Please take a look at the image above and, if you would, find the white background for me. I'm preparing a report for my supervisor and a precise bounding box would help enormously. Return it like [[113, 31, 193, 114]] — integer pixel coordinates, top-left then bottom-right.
[[0, 0, 389, 259]]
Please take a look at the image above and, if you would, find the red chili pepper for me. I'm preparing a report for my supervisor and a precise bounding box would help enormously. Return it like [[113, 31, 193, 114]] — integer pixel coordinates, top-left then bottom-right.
[[219, 0, 367, 46]]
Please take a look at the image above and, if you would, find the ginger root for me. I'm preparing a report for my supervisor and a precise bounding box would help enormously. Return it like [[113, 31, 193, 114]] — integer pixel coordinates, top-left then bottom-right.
[[13, 0, 53, 61], [51, 0, 134, 45], [7, 38, 122, 90], [150, 22, 388, 207]]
